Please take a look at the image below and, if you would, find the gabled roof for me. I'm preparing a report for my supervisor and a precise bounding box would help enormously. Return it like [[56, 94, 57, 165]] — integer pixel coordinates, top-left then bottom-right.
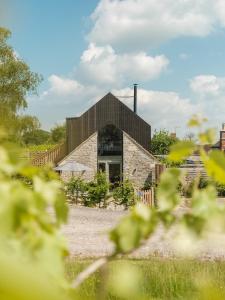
[[66, 93, 151, 154]]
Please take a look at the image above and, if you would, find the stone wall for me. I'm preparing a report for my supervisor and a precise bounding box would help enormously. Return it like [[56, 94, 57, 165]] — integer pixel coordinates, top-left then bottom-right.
[[59, 133, 97, 182], [123, 132, 158, 188]]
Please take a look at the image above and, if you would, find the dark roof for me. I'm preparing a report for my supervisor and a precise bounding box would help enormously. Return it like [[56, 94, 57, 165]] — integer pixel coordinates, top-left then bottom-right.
[[66, 93, 151, 154]]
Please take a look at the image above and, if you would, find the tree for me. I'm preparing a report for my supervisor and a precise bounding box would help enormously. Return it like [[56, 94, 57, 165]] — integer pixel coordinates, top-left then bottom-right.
[[17, 115, 40, 144], [16, 115, 53, 145], [150, 129, 178, 155], [0, 27, 42, 139], [184, 132, 196, 142], [22, 128, 51, 145], [50, 123, 66, 143]]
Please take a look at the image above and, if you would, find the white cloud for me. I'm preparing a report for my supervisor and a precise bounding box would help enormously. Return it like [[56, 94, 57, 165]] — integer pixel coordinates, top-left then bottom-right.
[[190, 74, 225, 129], [44, 75, 84, 97], [190, 75, 225, 96], [27, 76, 104, 128], [214, 0, 225, 26], [88, 0, 225, 51], [77, 43, 169, 87], [112, 87, 198, 132]]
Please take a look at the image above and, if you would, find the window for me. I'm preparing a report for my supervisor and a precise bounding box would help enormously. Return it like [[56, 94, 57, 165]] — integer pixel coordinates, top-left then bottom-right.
[[98, 124, 123, 156]]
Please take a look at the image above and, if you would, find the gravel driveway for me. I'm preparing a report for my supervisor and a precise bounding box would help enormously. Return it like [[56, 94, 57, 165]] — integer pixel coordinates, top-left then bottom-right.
[[62, 205, 225, 259]]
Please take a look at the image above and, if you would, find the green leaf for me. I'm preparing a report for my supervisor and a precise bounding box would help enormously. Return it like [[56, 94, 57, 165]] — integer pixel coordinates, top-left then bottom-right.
[[54, 197, 68, 224], [202, 150, 225, 184], [157, 168, 182, 211], [168, 141, 195, 162], [191, 185, 217, 218], [110, 217, 141, 253], [187, 115, 207, 128], [198, 128, 216, 145]]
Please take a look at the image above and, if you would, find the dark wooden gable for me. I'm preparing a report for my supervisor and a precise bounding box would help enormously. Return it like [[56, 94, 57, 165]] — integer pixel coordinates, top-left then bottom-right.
[[66, 93, 151, 154]]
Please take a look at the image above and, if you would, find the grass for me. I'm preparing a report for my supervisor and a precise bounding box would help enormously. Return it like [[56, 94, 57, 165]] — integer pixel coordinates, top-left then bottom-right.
[[66, 258, 225, 299]]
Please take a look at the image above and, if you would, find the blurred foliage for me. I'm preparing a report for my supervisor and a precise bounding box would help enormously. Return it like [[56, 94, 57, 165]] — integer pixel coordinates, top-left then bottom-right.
[[157, 155, 184, 167], [168, 140, 195, 162], [150, 129, 178, 155], [0, 128, 70, 300], [183, 176, 225, 198]]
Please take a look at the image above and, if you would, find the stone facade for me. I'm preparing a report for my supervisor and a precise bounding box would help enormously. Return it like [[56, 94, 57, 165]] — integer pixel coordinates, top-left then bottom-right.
[[123, 132, 158, 188], [58, 131, 158, 188], [59, 133, 97, 182]]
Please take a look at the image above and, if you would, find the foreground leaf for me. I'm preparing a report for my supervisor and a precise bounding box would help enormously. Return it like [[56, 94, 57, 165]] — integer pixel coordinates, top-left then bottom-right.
[[168, 141, 195, 162], [201, 150, 225, 184]]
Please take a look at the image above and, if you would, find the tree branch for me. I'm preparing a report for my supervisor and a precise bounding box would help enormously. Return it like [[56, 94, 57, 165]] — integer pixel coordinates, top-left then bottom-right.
[[72, 257, 108, 288]]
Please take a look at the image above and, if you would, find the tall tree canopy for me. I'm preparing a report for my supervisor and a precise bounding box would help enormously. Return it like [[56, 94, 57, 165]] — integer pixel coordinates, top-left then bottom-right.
[[0, 27, 42, 139], [50, 123, 66, 143], [150, 129, 178, 155]]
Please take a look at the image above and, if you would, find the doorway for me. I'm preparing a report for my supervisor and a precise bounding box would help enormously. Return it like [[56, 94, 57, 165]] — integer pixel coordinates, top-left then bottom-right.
[[109, 163, 121, 184], [98, 157, 122, 185]]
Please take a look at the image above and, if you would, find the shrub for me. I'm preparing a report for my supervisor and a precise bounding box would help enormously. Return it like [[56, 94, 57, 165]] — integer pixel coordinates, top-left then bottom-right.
[[66, 176, 87, 204], [85, 172, 109, 207], [113, 179, 135, 209]]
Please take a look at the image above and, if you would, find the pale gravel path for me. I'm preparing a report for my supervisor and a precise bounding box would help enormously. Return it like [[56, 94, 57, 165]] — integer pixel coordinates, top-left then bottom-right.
[[61, 205, 225, 259]]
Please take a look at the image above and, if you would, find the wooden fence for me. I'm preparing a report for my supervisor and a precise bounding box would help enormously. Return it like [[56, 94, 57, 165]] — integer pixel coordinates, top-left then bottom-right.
[[31, 142, 67, 167], [155, 163, 166, 184], [137, 188, 155, 207]]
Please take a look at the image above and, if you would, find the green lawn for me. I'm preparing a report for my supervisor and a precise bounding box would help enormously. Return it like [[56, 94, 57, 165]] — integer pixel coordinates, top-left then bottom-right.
[[66, 258, 225, 299]]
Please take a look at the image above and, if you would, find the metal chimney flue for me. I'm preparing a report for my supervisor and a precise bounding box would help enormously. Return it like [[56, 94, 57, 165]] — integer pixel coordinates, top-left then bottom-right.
[[134, 84, 138, 114]]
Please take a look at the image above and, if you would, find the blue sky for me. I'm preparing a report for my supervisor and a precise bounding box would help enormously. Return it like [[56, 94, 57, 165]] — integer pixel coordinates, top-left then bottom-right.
[[3, 0, 99, 89], [1, 0, 225, 136]]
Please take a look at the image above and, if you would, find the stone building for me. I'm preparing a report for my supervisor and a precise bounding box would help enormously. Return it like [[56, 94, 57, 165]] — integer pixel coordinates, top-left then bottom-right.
[[56, 92, 158, 188]]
